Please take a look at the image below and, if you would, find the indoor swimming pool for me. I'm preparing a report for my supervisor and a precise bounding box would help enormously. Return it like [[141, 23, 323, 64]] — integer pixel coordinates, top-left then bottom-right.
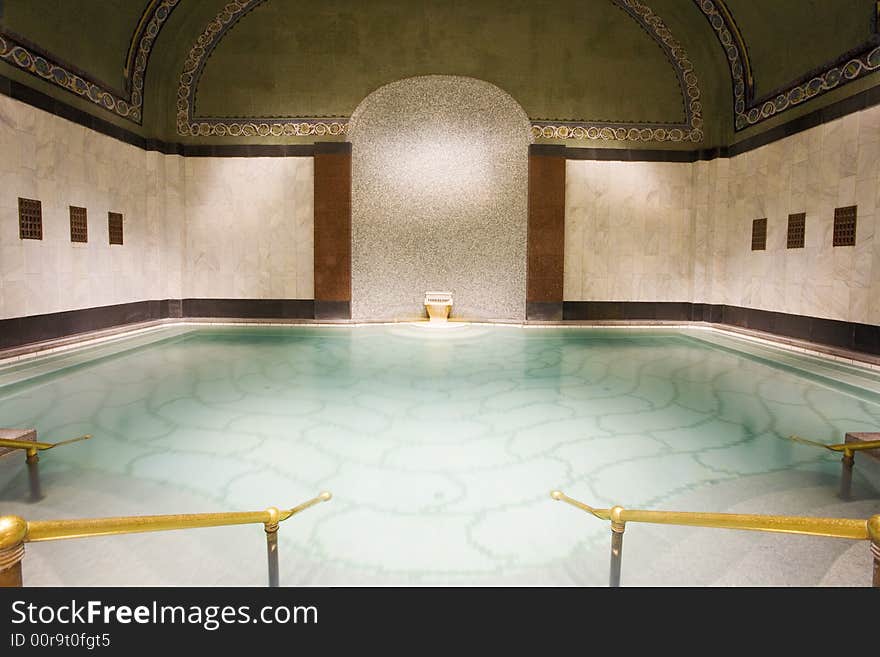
[[0, 324, 878, 586]]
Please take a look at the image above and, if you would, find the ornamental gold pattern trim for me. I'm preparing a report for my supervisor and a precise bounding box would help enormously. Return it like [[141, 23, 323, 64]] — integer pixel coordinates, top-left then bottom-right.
[[695, 0, 880, 131], [180, 0, 700, 143], [0, 0, 179, 124]]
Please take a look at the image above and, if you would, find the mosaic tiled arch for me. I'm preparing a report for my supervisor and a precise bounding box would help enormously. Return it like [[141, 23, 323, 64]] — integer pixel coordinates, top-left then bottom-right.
[[0, 0, 179, 124], [695, 0, 880, 131], [177, 0, 703, 143]]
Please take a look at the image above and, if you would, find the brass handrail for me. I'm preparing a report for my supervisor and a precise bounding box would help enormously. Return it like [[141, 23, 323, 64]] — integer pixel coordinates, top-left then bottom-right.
[[0, 434, 92, 456], [0, 434, 92, 501], [790, 435, 880, 455], [0, 491, 332, 588], [550, 490, 880, 587], [790, 434, 880, 499]]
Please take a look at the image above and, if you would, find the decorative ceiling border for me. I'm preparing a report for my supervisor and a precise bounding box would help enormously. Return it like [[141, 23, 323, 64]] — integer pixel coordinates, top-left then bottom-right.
[[0, 0, 178, 124], [695, 0, 880, 131], [178, 0, 701, 143], [531, 0, 703, 143], [177, 0, 347, 137]]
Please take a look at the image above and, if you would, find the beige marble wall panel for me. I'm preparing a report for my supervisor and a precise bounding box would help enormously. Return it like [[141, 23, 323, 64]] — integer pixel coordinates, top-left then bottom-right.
[[0, 95, 182, 319], [182, 157, 314, 300], [564, 160, 694, 302], [707, 106, 879, 324]]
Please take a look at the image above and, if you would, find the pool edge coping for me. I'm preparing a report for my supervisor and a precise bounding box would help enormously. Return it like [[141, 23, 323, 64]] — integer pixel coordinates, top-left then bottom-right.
[[0, 317, 879, 373]]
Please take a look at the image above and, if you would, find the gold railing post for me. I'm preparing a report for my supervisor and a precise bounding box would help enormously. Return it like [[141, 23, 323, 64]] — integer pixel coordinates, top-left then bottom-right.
[[0, 516, 27, 588], [264, 507, 280, 588], [840, 450, 854, 500], [25, 448, 42, 502], [609, 506, 625, 587], [0, 434, 91, 502], [789, 435, 880, 498], [869, 516, 880, 588]]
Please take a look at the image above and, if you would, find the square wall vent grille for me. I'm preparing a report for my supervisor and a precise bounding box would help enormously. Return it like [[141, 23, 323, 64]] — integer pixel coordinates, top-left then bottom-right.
[[787, 213, 805, 249], [751, 217, 767, 251], [18, 197, 42, 240], [70, 206, 87, 243], [833, 206, 856, 246], [108, 212, 123, 245]]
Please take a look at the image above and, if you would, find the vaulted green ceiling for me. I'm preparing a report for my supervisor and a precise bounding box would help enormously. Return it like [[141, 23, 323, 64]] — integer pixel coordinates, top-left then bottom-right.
[[0, 0, 878, 149], [195, 0, 685, 123], [1, 0, 144, 93], [725, 0, 874, 99]]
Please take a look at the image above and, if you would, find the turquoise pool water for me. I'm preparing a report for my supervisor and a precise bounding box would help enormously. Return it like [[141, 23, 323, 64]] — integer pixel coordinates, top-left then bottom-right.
[[0, 324, 878, 586]]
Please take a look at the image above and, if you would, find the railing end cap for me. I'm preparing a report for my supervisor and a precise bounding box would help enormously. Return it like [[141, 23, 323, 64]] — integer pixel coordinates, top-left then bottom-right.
[[0, 516, 27, 548]]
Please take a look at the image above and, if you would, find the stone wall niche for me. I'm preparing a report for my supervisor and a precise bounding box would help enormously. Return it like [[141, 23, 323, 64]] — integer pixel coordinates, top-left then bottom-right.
[[349, 75, 531, 321]]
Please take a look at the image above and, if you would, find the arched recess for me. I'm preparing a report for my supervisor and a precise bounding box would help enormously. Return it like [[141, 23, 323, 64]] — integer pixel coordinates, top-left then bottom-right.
[[348, 75, 532, 321]]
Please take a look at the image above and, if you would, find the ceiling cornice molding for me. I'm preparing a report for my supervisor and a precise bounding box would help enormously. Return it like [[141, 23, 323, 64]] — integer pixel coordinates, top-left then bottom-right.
[[695, 0, 880, 132], [178, 0, 703, 143], [0, 0, 179, 125]]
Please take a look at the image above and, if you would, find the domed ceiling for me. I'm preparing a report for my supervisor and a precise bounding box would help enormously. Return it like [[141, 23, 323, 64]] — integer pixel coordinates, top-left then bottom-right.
[[0, 0, 877, 149]]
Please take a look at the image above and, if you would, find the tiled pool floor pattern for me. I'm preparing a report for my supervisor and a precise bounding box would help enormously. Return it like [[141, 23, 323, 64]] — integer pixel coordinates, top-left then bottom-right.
[[0, 324, 878, 585]]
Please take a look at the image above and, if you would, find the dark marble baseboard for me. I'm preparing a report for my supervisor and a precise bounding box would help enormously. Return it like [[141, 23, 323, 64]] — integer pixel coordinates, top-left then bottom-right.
[[0, 300, 174, 350], [3, 299, 879, 357], [562, 301, 880, 356], [563, 301, 703, 321], [181, 298, 314, 319], [526, 302, 563, 321], [0, 298, 315, 350], [315, 300, 351, 320]]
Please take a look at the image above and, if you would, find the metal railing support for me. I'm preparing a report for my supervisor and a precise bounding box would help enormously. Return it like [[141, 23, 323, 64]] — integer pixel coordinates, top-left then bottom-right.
[[25, 450, 42, 502], [609, 506, 625, 588], [264, 507, 280, 588], [840, 451, 855, 500], [789, 435, 880, 499], [870, 516, 880, 588], [0, 434, 91, 502]]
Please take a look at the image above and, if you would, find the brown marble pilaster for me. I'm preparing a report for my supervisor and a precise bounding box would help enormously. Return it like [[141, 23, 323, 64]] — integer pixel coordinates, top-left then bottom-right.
[[313, 142, 352, 319], [526, 144, 566, 320]]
